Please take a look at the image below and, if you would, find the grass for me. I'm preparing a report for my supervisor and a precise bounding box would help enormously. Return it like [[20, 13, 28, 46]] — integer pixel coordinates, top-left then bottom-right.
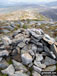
[[0, 73, 8, 76], [22, 24, 28, 29], [7, 59, 12, 65]]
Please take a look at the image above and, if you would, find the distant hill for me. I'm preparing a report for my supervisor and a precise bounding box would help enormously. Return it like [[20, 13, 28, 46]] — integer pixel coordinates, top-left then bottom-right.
[[45, 1, 57, 7], [0, 9, 49, 21]]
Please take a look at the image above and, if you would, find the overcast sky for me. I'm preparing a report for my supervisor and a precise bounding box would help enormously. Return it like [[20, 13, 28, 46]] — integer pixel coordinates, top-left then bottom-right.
[[0, 0, 57, 4]]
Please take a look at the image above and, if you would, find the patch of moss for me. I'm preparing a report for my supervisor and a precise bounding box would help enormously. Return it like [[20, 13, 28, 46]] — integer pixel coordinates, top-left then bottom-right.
[[0, 71, 8, 76], [0, 73, 8, 76], [7, 59, 12, 64], [29, 67, 33, 76]]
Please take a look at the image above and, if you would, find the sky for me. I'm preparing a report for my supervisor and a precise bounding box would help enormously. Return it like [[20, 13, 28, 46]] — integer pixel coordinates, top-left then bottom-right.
[[0, 0, 57, 4]]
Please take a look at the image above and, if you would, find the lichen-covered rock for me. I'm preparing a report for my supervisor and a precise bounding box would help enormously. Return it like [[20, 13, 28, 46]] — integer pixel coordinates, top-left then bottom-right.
[[1, 64, 15, 75], [21, 53, 33, 65], [12, 60, 28, 72], [44, 57, 56, 66], [1, 36, 12, 46]]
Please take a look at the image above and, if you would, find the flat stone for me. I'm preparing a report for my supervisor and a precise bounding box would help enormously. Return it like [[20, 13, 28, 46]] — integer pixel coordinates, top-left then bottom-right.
[[0, 50, 9, 57], [43, 34, 55, 45], [1, 36, 12, 46], [44, 57, 56, 66], [2, 29, 10, 33], [0, 59, 9, 69], [31, 44, 37, 53], [33, 65, 42, 73], [21, 53, 32, 65], [0, 57, 2, 61], [44, 46, 56, 59], [32, 71, 41, 76], [36, 54, 43, 62], [10, 72, 29, 76], [37, 47, 43, 52], [0, 45, 5, 50], [50, 44, 57, 58], [28, 50, 35, 56], [12, 60, 28, 72], [54, 42, 57, 46], [27, 28, 44, 35], [1, 64, 15, 75], [17, 42, 26, 48], [2, 25, 14, 31], [34, 61, 46, 69], [24, 38, 30, 44], [30, 40, 43, 47], [43, 65, 56, 71]]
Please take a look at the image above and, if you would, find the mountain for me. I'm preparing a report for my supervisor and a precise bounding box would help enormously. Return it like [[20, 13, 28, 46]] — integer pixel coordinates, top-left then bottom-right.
[[45, 1, 57, 7]]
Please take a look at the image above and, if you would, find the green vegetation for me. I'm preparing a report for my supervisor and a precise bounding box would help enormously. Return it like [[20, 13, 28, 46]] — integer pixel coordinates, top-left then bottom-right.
[[7, 59, 12, 64], [0, 73, 8, 76], [23, 24, 28, 29]]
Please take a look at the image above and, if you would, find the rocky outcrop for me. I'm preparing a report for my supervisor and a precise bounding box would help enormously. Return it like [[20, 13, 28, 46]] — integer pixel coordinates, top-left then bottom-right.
[[0, 28, 57, 76]]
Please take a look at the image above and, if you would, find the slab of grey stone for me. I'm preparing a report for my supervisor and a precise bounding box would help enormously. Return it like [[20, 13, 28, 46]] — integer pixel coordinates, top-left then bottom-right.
[[1, 64, 15, 75], [44, 57, 56, 66], [12, 60, 27, 72]]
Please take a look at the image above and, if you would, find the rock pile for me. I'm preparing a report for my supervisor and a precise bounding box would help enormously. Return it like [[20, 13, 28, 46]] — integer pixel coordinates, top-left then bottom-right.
[[0, 28, 57, 76]]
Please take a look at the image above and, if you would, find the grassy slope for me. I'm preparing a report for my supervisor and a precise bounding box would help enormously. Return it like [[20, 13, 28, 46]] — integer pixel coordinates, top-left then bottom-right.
[[0, 9, 49, 21]]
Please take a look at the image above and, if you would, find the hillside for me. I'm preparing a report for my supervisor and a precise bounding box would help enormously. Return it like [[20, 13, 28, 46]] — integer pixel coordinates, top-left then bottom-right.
[[0, 9, 49, 21]]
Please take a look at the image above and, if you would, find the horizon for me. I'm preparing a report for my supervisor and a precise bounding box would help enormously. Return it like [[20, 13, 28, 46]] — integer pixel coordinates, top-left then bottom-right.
[[0, 0, 57, 5]]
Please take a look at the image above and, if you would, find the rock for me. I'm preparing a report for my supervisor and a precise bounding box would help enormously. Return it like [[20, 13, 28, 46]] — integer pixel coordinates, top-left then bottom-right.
[[12, 60, 28, 72], [0, 59, 9, 69], [31, 35, 43, 41], [32, 71, 41, 76], [27, 28, 44, 35], [33, 65, 42, 73], [10, 72, 29, 76], [44, 46, 56, 59], [44, 57, 56, 66], [30, 40, 43, 47], [34, 61, 46, 69], [1, 36, 12, 46], [1, 64, 15, 75], [43, 65, 56, 71], [37, 47, 43, 52], [2, 29, 10, 34], [14, 71, 29, 76], [28, 50, 35, 56], [54, 42, 57, 46], [43, 34, 55, 45], [0, 50, 9, 57], [0, 57, 2, 61], [50, 44, 57, 58], [21, 53, 32, 65], [36, 54, 43, 62], [0, 45, 5, 50], [44, 34, 55, 42], [17, 42, 26, 48], [24, 38, 30, 44], [31, 44, 37, 53], [2, 25, 14, 31]]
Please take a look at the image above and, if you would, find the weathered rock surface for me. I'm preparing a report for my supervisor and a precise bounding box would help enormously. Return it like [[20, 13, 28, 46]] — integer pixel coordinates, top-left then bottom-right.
[[21, 53, 33, 65], [0, 28, 57, 76], [1, 64, 15, 75], [12, 60, 28, 72], [43, 65, 56, 71], [44, 57, 56, 66]]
